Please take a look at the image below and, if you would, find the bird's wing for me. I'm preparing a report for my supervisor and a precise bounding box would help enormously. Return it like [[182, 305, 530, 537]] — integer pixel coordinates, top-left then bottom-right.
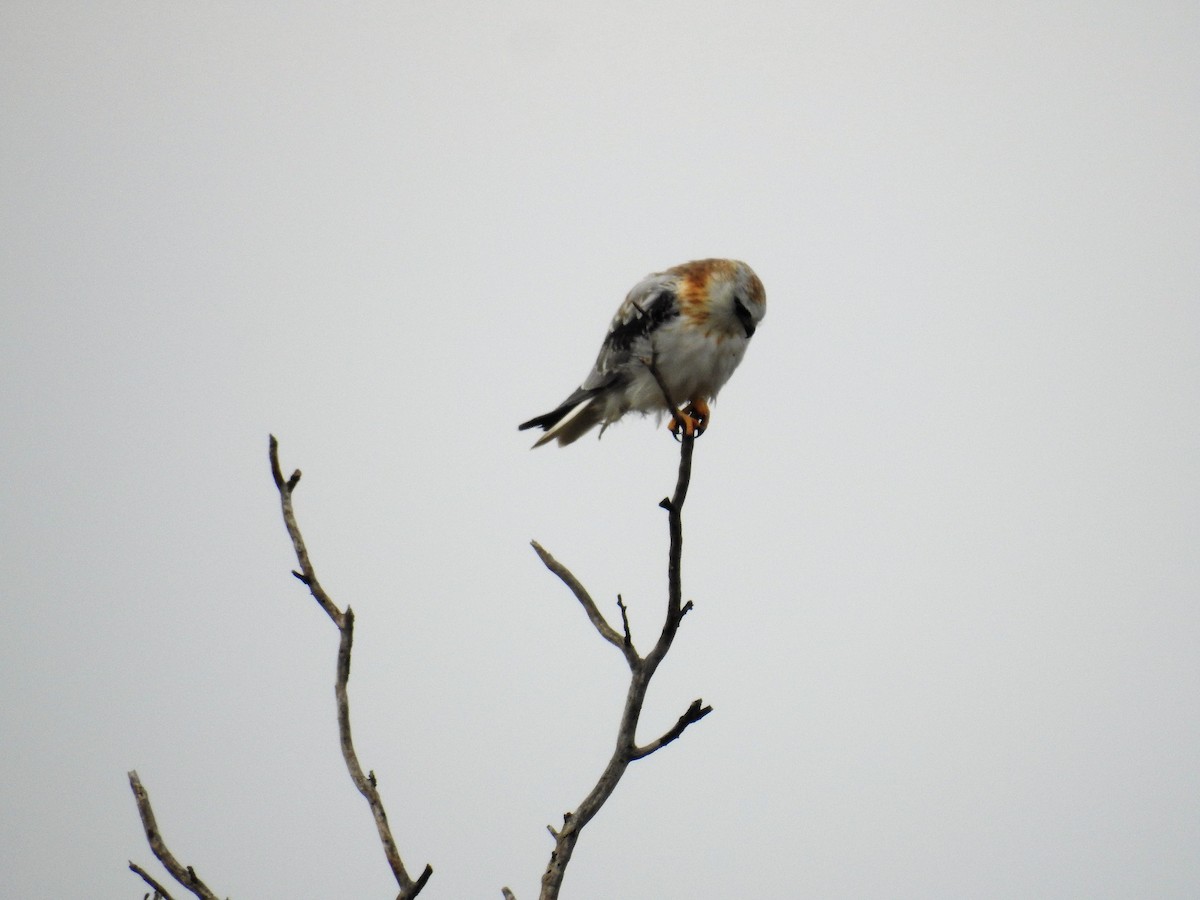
[[582, 273, 681, 390]]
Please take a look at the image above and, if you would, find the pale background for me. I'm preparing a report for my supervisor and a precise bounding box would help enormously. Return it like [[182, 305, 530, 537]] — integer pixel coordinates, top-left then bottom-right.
[[2, 2, 1198, 898]]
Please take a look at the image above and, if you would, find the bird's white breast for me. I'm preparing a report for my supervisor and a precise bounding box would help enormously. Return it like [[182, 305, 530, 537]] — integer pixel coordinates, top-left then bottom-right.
[[617, 318, 749, 415]]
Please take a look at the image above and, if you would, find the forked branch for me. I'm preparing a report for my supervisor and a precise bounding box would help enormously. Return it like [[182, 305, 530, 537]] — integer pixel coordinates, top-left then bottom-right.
[[129, 861, 177, 900], [127, 771, 219, 900], [128, 438, 432, 899], [530, 541, 636, 665], [532, 429, 710, 899], [269, 436, 433, 899]]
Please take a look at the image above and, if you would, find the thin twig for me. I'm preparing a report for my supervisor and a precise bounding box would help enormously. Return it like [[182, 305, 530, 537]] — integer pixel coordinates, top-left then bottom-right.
[[270, 435, 343, 627], [127, 772, 219, 900], [616, 595, 635, 652], [269, 436, 432, 899], [630, 698, 714, 760], [533, 428, 709, 899], [531, 540, 636, 666], [129, 860, 177, 900]]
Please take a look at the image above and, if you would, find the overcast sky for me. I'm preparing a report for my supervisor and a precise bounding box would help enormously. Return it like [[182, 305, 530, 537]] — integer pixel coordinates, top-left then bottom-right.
[[2, 2, 1198, 898]]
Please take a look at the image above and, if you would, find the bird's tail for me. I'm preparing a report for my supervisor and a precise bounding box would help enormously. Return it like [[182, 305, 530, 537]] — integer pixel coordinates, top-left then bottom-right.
[[519, 394, 603, 447]]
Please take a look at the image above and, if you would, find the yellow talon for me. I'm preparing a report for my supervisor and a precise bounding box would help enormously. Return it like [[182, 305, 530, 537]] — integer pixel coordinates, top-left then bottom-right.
[[667, 410, 701, 438], [667, 398, 711, 439]]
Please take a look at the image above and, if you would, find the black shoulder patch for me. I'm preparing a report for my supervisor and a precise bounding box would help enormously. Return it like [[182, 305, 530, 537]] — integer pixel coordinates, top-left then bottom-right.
[[607, 290, 679, 352]]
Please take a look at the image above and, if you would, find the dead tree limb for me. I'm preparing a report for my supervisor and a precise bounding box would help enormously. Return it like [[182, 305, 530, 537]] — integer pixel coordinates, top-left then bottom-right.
[[129, 860, 177, 900], [269, 435, 433, 900], [127, 771, 219, 900], [128, 438, 432, 898], [532, 430, 713, 900]]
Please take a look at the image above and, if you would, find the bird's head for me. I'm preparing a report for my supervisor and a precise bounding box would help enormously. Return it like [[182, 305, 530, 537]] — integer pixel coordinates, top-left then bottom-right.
[[704, 259, 766, 339]]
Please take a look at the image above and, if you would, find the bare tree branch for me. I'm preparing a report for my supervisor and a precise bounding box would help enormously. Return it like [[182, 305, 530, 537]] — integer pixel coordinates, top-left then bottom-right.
[[269, 435, 343, 628], [533, 430, 709, 899], [616, 594, 635, 653], [269, 436, 433, 900], [630, 698, 713, 760], [531, 540, 635, 666], [130, 438, 432, 898], [129, 860, 178, 900], [134, 425, 713, 899], [127, 771, 219, 900]]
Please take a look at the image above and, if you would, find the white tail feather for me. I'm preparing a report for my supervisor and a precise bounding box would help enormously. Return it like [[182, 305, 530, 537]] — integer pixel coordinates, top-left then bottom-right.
[[532, 396, 597, 448]]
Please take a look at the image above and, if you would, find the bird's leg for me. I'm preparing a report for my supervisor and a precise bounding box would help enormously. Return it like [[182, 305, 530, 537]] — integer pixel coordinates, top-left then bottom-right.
[[684, 398, 710, 432], [666, 409, 700, 439], [640, 354, 708, 440]]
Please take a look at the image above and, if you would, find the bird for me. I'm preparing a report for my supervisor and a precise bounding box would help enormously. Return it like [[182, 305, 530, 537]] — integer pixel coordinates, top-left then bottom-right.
[[519, 258, 766, 447]]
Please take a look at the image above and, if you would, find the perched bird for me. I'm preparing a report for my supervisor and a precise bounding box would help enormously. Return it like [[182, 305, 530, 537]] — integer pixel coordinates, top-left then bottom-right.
[[519, 258, 766, 447]]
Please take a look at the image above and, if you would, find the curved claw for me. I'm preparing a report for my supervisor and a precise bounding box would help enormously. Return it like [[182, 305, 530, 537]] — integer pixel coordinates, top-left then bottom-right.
[[667, 400, 710, 441], [667, 412, 699, 441], [686, 399, 710, 429]]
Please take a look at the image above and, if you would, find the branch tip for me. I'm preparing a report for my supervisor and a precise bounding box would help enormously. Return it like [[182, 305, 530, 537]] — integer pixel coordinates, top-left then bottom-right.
[[269, 435, 285, 488], [129, 861, 176, 900], [412, 863, 434, 897], [534, 541, 629, 655], [616, 595, 634, 649], [127, 771, 220, 898]]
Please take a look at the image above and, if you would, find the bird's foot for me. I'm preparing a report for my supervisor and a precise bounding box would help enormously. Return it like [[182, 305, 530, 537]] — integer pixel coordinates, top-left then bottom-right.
[[668, 400, 710, 440]]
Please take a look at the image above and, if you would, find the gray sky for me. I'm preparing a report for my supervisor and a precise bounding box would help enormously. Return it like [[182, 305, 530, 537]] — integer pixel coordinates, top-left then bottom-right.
[[2, 2, 1198, 897]]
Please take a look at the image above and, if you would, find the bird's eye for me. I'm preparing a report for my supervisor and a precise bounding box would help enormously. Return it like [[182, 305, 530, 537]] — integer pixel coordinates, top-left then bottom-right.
[[733, 297, 756, 338]]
